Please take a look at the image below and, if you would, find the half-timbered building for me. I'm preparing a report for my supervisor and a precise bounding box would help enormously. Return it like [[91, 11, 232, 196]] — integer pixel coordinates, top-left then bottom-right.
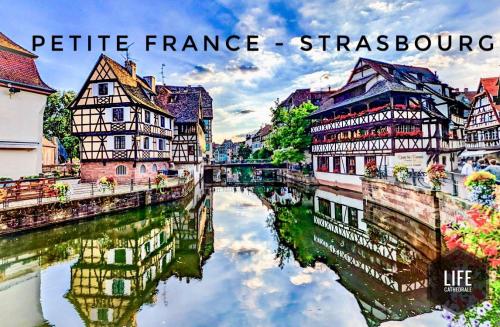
[[156, 86, 207, 184], [0, 32, 55, 179], [464, 77, 500, 159], [309, 58, 467, 191], [70, 54, 174, 183]]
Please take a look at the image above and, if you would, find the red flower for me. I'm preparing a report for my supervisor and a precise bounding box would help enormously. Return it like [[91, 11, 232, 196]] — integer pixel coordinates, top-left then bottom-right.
[[488, 258, 500, 268], [483, 245, 498, 257]]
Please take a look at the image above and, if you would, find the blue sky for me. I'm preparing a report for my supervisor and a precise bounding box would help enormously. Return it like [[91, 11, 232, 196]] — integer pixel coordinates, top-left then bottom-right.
[[1, 0, 499, 142]]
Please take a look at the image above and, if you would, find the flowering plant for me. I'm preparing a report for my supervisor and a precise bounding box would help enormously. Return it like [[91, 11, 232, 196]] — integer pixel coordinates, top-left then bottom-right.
[[318, 166, 329, 173], [441, 205, 500, 326], [425, 163, 447, 190], [51, 182, 71, 203], [465, 171, 496, 207], [0, 188, 7, 202], [395, 129, 422, 137], [98, 176, 117, 192], [155, 173, 169, 194], [393, 164, 410, 183], [364, 160, 378, 178]]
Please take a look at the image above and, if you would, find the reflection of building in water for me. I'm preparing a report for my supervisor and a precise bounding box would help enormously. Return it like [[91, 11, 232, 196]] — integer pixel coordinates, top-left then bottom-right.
[[65, 186, 214, 326], [311, 186, 439, 326]]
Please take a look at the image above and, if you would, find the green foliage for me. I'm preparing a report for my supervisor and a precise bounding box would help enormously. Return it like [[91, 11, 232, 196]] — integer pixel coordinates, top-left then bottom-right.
[[238, 144, 252, 160], [250, 147, 273, 160], [266, 102, 317, 164], [43, 90, 79, 160]]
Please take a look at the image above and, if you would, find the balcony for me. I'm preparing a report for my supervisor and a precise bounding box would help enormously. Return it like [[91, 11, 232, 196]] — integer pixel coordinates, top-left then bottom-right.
[[311, 105, 422, 134], [312, 136, 429, 155], [465, 139, 500, 150], [137, 150, 172, 160]]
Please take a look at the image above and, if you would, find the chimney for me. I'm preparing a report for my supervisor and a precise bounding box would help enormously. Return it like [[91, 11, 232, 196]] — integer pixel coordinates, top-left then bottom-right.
[[143, 76, 156, 90], [125, 60, 137, 80]]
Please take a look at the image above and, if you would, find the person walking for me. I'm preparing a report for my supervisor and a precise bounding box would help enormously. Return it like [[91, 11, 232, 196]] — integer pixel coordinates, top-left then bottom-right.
[[461, 158, 474, 176], [483, 159, 500, 184], [476, 158, 488, 171]]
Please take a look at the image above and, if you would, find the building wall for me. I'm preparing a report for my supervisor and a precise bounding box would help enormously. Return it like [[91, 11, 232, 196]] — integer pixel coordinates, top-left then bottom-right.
[[80, 161, 172, 184], [0, 88, 46, 179], [175, 163, 204, 185]]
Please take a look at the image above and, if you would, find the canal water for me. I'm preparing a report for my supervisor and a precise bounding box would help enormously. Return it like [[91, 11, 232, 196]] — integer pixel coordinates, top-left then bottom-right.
[[0, 181, 448, 326]]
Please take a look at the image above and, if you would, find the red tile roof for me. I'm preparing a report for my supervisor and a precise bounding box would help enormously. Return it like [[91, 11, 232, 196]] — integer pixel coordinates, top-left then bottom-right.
[[477, 77, 500, 111], [155, 86, 202, 123], [0, 33, 54, 94]]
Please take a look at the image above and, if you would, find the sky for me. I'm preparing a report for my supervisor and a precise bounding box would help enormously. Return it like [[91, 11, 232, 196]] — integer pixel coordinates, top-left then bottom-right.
[[1, 0, 500, 143]]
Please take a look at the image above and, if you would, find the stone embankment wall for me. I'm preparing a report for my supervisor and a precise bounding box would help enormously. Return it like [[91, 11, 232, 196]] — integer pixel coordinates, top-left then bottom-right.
[[0, 180, 194, 236], [362, 177, 473, 229]]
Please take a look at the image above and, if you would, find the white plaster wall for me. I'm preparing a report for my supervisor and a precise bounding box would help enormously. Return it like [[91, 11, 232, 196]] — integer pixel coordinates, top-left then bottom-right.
[[0, 88, 47, 179]]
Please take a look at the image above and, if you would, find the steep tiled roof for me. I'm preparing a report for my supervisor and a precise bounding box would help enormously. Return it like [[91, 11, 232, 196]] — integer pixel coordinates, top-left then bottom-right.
[[99, 55, 170, 115], [477, 77, 500, 111], [163, 85, 213, 118], [0, 33, 54, 94], [155, 86, 201, 123]]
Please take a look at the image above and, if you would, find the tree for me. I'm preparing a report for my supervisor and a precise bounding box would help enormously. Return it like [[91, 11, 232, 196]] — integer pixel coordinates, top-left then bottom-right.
[[251, 147, 273, 160], [43, 91, 79, 160], [238, 144, 252, 160], [266, 101, 318, 164]]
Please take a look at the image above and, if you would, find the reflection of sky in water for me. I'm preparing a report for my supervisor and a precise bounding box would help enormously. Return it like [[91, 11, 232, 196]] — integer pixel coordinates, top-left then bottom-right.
[[36, 187, 447, 326]]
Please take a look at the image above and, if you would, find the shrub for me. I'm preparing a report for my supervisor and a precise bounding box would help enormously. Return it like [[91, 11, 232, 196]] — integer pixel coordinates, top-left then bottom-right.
[[364, 160, 378, 178], [393, 164, 410, 183], [425, 163, 447, 190]]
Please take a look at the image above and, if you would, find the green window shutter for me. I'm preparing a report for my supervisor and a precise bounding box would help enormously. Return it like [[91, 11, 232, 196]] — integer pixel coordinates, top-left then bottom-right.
[[114, 249, 126, 264], [159, 232, 165, 245], [112, 279, 125, 295], [145, 242, 151, 254], [97, 308, 108, 322], [335, 204, 343, 222]]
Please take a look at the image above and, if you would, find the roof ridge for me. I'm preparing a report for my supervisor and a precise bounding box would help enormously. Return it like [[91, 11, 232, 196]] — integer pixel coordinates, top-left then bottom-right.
[[0, 32, 37, 58]]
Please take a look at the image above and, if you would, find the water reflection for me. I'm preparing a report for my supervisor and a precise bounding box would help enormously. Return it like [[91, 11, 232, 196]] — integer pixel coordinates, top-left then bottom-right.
[[0, 182, 446, 326]]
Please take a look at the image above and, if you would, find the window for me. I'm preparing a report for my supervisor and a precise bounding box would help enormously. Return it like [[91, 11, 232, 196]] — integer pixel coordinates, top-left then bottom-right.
[[159, 231, 165, 245], [112, 108, 124, 122], [152, 164, 157, 172], [317, 156, 329, 172], [143, 137, 150, 150], [97, 308, 109, 322], [159, 139, 165, 151], [112, 279, 125, 295], [114, 136, 126, 150], [144, 242, 151, 255], [97, 83, 108, 96], [318, 198, 331, 216], [188, 145, 195, 155], [442, 156, 447, 166], [347, 156, 356, 175], [332, 157, 341, 173], [335, 203, 343, 222], [144, 111, 151, 124], [160, 116, 165, 128], [140, 165, 146, 173], [114, 249, 126, 264], [348, 207, 358, 228], [116, 165, 127, 175]]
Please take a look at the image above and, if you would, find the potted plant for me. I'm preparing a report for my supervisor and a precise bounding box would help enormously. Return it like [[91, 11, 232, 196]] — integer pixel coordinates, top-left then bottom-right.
[[425, 163, 447, 191], [364, 160, 378, 178], [155, 174, 169, 194], [393, 164, 410, 183], [464, 171, 496, 207], [98, 176, 117, 193], [52, 182, 71, 203]]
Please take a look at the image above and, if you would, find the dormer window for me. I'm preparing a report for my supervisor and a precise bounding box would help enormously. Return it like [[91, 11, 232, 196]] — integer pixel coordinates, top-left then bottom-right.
[[112, 108, 124, 122], [144, 111, 151, 124], [98, 83, 109, 96]]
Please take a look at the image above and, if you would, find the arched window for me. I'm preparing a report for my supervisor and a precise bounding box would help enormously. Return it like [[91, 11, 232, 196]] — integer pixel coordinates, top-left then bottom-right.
[[162, 164, 167, 170], [152, 164, 158, 172], [116, 165, 127, 175], [140, 164, 146, 173]]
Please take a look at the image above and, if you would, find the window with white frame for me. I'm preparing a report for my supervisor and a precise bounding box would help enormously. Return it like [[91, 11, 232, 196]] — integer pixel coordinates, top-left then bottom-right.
[[158, 139, 165, 151], [144, 111, 151, 124], [140, 165, 146, 173], [114, 136, 126, 150], [143, 137, 150, 150], [97, 83, 109, 96], [112, 108, 124, 122], [160, 116, 165, 128]]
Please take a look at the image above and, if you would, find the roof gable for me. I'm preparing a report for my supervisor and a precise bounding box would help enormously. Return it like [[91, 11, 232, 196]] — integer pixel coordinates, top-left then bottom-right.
[[0, 32, 36, 58]]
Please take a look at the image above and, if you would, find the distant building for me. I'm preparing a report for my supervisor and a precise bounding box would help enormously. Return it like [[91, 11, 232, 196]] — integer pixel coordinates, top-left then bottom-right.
[[453, 87, 477, 118], [279, 88, 336, 110], [251, 124, 272, 152], [0, 32, 55, 179], [463, 77, 500, 159]]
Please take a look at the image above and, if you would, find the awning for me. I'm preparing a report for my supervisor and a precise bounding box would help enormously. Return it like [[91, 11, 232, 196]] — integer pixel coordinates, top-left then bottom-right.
[[459, 149, 500, 158]]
